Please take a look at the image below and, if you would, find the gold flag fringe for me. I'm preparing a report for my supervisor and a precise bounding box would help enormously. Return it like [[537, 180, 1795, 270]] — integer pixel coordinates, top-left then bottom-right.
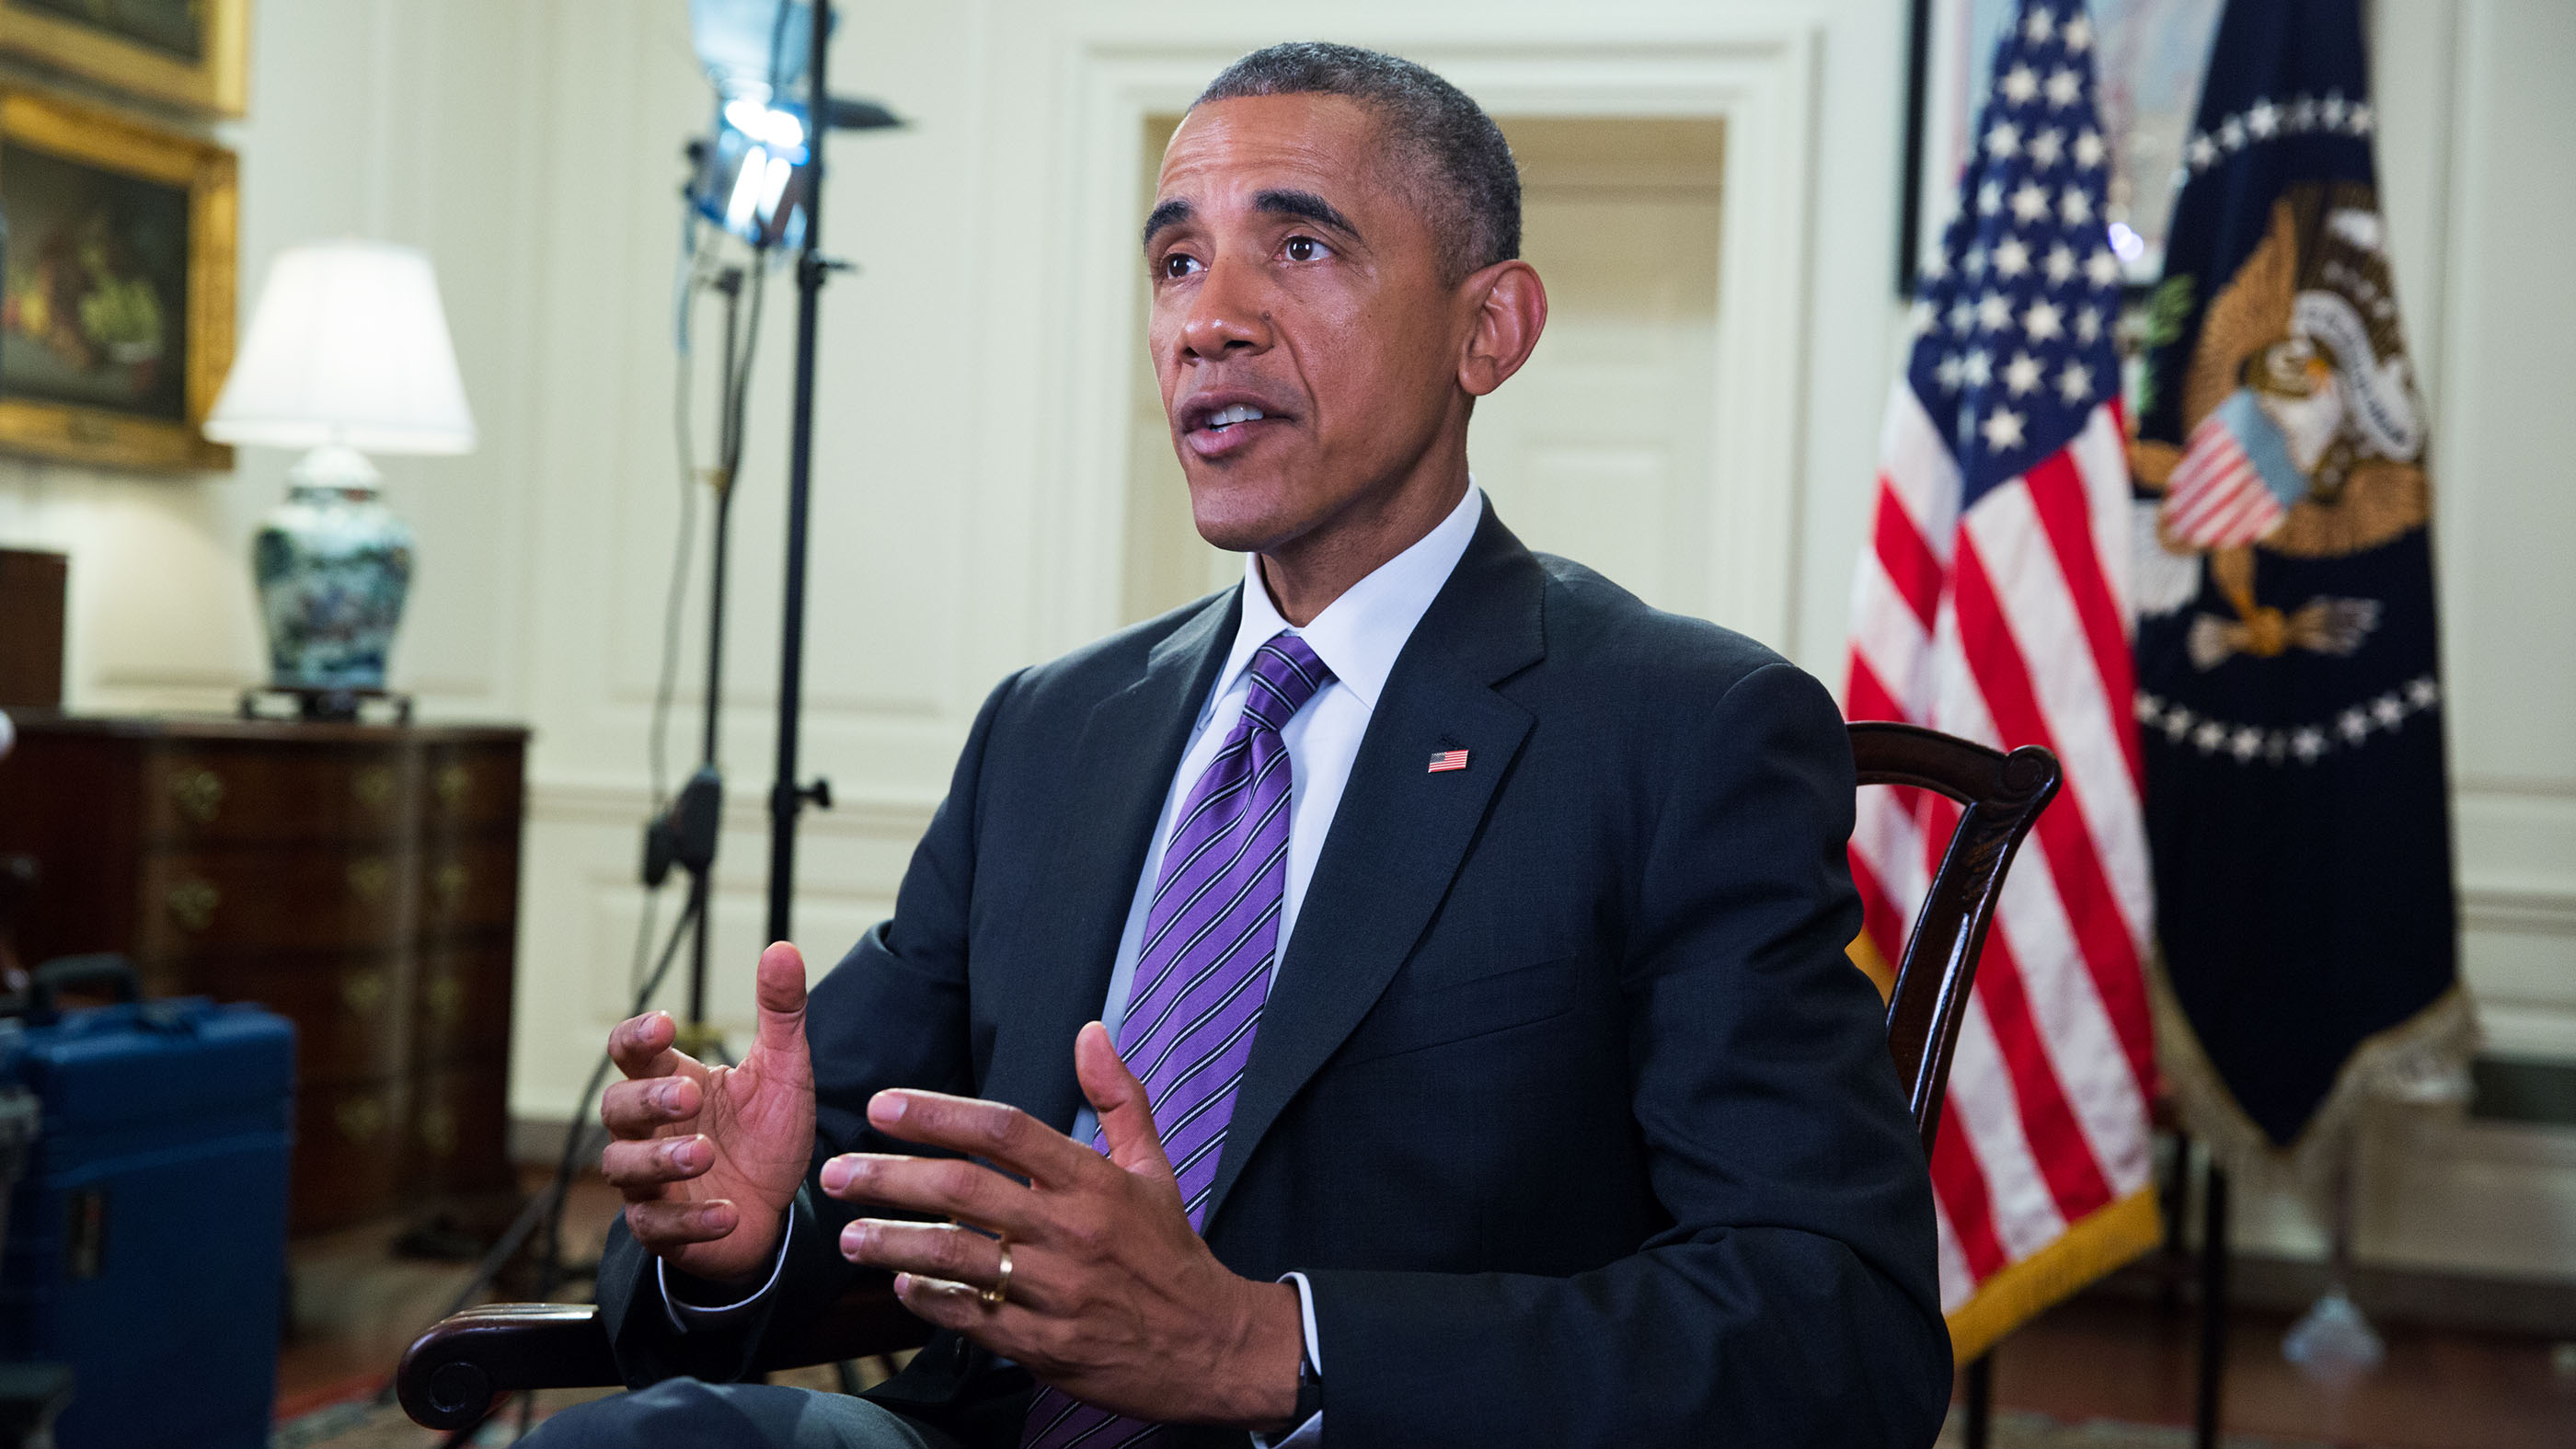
[[2148, 950, 2481, 1203], [1846, 932, 2165, 1358], [1847, 932, 1897, 1002], [1945, 1187, 2164, 1363]]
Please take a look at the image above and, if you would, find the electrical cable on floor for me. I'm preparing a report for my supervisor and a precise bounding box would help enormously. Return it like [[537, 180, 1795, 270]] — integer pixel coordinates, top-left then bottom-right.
[[629, 247, 709, 1003], [646, 247, 710, 834], [535, 892, 702, 1300], [379, 891, 701, 1429]]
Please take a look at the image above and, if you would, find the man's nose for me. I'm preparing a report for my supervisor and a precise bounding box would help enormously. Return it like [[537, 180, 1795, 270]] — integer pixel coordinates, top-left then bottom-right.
[[1179, 258, 1271, 362]]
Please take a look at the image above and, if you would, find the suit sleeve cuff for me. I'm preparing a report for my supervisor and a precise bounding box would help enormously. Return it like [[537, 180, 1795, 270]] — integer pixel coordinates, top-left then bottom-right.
[[1251, 1271, 1322, 1448], [657, 1225, 793, 1334]]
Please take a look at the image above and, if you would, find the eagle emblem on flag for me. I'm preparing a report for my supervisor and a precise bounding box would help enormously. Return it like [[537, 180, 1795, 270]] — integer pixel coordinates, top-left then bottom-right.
[[2133, 174, 2431, 672]]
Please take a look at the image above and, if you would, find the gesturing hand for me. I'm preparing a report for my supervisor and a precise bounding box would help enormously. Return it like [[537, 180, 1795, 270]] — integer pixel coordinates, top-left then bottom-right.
[[597, 941, 818, 1286], [821, 1022, 1304, 1431]]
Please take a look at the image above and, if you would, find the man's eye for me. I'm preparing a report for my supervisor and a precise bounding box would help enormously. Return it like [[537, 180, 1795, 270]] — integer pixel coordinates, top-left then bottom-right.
[[1282, 236, 1328, 262], [1159, 253, 1202, 280]]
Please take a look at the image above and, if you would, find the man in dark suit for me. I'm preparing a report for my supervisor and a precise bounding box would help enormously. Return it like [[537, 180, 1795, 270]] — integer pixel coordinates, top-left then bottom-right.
[[536, 41, 1949, 1449]]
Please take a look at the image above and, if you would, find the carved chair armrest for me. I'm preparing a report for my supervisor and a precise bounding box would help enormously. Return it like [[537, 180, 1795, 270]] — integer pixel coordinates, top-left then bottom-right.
[[397, 1275, 933, 1431]]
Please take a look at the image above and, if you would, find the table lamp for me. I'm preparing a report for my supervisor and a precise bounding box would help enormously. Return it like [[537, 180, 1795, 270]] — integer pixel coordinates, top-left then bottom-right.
[[205, 240, 476, 708]]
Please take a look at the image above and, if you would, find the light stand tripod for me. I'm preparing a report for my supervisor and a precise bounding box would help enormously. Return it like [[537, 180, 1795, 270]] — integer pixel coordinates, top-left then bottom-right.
[[386, 9, 899, 1430], [646, 0, 857, 1052], [764, 0, 840, 947]]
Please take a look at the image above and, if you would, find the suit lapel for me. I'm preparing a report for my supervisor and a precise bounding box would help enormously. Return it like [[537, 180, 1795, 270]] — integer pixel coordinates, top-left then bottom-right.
[[1201, 509, 1549, 1226], [989, 590, 1240, 1133]]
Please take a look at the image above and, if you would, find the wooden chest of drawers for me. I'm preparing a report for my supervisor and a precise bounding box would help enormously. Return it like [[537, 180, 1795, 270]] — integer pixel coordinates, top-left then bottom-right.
[[0, 713, 528, 1233]]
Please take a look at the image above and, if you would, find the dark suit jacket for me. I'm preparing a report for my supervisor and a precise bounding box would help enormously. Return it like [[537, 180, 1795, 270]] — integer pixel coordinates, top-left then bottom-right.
[[599, 505, 1952, 1446]]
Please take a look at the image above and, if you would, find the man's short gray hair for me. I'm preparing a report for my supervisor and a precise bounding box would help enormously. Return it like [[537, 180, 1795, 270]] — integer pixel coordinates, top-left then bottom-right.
[[1195, 41, 1520, 282]]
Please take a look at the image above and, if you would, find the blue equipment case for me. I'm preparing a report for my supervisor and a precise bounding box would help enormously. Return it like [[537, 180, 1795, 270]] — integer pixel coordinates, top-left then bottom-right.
[[0, 958, 295, 1449]]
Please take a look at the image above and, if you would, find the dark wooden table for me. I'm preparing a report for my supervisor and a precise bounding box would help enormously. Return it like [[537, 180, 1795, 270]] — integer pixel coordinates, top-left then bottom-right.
[[0, 711, 529, 1233]]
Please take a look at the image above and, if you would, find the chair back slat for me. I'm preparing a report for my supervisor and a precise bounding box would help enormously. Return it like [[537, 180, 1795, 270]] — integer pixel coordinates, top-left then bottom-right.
[[1847, 722, 2062, 1155]]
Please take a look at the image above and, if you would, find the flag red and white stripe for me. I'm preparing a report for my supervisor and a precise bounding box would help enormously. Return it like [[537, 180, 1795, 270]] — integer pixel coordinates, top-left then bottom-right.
[[1845, 380, 2161, 1354]]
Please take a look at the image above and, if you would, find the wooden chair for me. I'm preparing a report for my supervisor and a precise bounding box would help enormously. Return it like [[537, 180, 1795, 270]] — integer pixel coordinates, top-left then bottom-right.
[[397, 721, 2060, 1432], [1852, 720, 2062, 1447], [1850, 721, 2062, 1154]]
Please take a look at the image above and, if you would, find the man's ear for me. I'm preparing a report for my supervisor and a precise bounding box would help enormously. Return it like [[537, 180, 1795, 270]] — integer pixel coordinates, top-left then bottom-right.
[[1457, 259, 1549, 398]]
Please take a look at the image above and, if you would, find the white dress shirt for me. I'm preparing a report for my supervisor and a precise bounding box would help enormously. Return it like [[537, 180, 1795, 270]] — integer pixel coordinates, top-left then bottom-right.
[[666, 484, 1489, 1443]]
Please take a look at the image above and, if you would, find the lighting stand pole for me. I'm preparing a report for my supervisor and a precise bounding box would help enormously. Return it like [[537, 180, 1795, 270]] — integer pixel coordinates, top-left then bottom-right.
[[642, 263, 747, 1064], [682, 266, 751, 1054], [765, 0, 838, 945]]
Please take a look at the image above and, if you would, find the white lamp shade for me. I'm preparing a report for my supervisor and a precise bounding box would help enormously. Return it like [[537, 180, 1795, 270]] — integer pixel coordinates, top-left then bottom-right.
[[206, 240, 477, 455]]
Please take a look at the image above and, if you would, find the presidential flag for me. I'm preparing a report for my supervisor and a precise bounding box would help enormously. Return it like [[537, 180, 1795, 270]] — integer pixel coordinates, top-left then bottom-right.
[[2129, 0, 2471, 1169], [1845, 0, 2162, 1361]]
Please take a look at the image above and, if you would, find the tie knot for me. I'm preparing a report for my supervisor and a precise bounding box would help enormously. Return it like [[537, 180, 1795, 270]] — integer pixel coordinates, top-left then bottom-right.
[[1239, 632, 1333, 731]]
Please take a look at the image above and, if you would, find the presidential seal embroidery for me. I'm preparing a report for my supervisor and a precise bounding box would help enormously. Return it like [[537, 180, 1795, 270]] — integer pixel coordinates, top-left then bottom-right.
[[2129, 181, 2427, 670]]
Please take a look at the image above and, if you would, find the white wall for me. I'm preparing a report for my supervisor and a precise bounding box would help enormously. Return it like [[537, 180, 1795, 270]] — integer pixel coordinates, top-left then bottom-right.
[[0, 0, 2568, 1282]]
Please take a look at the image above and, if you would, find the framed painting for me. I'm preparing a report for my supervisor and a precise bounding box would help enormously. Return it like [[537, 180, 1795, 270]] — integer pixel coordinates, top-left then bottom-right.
[[1900, 0, 2225, 293], [0, 88, 235, 472], [0, 0, 250, 117]]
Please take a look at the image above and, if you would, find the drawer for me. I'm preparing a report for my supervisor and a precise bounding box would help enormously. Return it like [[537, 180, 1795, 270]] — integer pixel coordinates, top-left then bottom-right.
[[408, 1056, 513, 1195], [209, 953, 411, 1087], [419, 837, 520, 935], [137, 846, 415, 958], [145, 742, 416, 845], [414, 940, 512, 1064], [293, 1076, 408, 1233], [422, 742, 523, 833]]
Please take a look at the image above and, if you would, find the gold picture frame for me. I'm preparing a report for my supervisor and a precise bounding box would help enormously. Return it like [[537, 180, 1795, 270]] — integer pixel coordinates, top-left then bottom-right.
[[0, 87, 234, 472], [0, 0, 250, 117]]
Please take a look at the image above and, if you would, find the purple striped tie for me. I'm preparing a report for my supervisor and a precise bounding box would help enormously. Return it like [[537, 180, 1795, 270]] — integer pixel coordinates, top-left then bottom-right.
[[1020, 632, 1332, 1449]]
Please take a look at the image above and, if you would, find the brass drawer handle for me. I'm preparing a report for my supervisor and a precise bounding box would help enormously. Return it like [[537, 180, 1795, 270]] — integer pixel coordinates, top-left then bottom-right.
[[433, 861, 469, 911], [347, 858, 393, 904], [167, 879, 220, 932], [425, 974, 465, 1029], [335, 1096, 387, 1144], [418, 1103, 458, 1157], [339, 967, 389, 1018], [352, 765, 398, 811], [171, 770, 224, 826], [436, 764, 471, 810]]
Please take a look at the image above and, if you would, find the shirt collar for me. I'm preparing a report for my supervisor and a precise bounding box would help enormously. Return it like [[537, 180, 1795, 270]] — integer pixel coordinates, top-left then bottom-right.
[[1212, 482, 1485, 717]]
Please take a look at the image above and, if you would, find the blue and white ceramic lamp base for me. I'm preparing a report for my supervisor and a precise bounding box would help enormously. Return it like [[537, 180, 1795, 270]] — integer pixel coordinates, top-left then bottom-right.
[[253, 443, 414, 692]]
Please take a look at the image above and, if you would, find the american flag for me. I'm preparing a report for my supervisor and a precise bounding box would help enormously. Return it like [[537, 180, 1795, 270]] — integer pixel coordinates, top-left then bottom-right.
[[2160, 394, 2289, 547], [1844, 0, 2160, 1359], [1426, 748, 1469, 773]]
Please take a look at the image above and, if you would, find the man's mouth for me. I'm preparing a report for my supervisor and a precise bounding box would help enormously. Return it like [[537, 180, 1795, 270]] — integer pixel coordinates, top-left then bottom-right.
[[1179, 395, 1292, 458]]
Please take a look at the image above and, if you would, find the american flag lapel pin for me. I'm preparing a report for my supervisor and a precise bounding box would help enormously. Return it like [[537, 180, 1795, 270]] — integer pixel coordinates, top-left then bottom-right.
[[1427, 748, 1469, 774]]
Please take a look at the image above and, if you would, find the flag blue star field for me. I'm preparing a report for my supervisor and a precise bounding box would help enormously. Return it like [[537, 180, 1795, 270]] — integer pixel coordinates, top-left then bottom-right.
[[2129, 0, 2470, 1159], [1846, 0, 2159, 1360], [1904, 8, 2131, 506]]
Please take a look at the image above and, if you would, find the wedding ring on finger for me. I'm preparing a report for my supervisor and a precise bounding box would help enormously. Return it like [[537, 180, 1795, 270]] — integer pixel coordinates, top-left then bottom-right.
[[978, 1239, 1012, 1308]]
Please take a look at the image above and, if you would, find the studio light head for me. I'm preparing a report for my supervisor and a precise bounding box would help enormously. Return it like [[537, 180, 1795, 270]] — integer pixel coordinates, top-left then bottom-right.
[[689, 95, 812, 247], [684, 1, 900, 249], [690, 0, 820, 97], [685, 0, 823, 247]]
